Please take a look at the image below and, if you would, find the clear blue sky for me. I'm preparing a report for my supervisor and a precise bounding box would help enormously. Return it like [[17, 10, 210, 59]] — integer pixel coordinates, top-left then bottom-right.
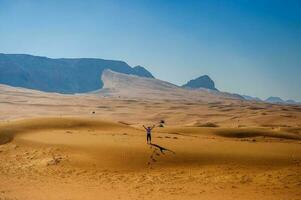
[[1, 0, 300, 101]]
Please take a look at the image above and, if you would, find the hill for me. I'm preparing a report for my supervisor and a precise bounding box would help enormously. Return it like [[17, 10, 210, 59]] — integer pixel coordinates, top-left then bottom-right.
[[182, 75, 218, 91]]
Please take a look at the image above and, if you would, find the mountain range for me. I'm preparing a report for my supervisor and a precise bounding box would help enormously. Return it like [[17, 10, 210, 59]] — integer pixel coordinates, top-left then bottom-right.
[[0, 53, 299, 104], [265, 97, 297, 104], [242, 95, 299, 104]]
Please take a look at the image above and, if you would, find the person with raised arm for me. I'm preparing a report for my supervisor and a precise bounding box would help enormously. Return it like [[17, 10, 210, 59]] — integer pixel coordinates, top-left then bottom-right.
[[143, 125, 155, 144]]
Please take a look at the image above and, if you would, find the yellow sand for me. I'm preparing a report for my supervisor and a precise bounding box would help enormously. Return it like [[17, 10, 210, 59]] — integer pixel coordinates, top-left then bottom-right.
[[0, 85, 300, 199]]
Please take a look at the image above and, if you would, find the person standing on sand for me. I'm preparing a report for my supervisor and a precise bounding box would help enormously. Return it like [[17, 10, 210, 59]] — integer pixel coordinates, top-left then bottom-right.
[[143, 125, 155, 144]]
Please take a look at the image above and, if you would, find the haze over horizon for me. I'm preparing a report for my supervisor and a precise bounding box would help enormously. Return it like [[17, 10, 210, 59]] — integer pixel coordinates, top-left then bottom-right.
[[1, 0, 300, 101]]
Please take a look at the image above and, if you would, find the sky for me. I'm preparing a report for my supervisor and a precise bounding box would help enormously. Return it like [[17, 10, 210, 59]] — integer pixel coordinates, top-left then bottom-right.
[[0, 0, 301, 101]]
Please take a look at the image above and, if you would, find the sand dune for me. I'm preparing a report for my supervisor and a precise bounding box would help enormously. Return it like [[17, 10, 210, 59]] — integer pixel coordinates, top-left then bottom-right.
[[99, 70, 243, 101], [1, 116, 300, 199]]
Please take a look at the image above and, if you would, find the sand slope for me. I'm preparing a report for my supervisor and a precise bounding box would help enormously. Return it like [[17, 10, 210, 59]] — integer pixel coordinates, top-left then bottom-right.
[[99, 69, 243, 101], [0, 117, 300, 200]]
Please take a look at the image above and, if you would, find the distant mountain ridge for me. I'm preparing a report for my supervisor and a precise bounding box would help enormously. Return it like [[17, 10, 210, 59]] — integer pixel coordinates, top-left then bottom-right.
[[182, 75, 218, 91], [265, 96, 284, 104], [241, 95, 299, 105], [264, 96, 298, 104], [0, 53, 299, 104], [0, 53, 154, 94], [242, 95, 262, 102]]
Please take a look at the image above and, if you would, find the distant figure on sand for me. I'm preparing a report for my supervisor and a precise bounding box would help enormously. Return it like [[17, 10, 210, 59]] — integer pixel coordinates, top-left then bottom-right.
[[143, 125, 155, 144]]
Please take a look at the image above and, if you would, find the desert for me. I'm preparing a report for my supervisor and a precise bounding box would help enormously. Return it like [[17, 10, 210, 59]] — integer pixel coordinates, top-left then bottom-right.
[[1, 1, 301, 199], [0, 70, 300, 200]]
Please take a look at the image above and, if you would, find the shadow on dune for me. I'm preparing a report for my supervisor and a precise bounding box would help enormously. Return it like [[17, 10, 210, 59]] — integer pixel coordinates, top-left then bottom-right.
[[0, 117, 134, 146], [147, 143, 175, 167], [215, 128, 301, 140], [0, 132, 14, 145], [149, 143, 175, 154]]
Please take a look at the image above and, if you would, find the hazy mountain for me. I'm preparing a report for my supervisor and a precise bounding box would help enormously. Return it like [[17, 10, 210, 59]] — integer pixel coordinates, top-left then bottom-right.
[[133, 66, 154, 78], [0, 53, 154, 94], [264, 97, 301, 104], [265, 96, 285, 104], [242, 95, 262, 102], [182, 75, 218, 91], [241, 95, 300, 105], [285, 99, 297, 104]]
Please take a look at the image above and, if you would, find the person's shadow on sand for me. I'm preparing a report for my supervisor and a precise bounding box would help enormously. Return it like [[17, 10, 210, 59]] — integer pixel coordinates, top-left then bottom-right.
[[149, 143, 175, 154], [147, 143, 175, 167]]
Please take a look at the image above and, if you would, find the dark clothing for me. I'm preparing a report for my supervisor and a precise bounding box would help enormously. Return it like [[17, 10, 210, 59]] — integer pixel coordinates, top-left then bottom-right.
[[147, 133, 151, 144], [144, 126, 154, 144]]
